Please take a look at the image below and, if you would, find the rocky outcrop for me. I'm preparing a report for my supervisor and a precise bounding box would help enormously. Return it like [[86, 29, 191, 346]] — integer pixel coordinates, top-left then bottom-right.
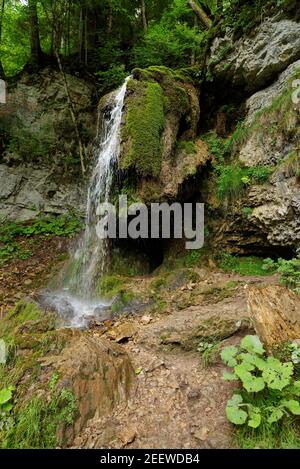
[[0, 67, 95, 166], [248, 285, 300, 352], [99, 66, 209, 203], [0, 163, 84, 220], [216, 59, 300, 252], [210, 15, 300, 92], [0, 300, 134, 448], [0, 67, 95, 220]]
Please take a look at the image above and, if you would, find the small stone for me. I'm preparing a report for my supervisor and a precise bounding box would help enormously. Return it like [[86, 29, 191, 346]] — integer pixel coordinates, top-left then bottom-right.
[[141, 315, 152, 324], [24, 278, 32, 287], [118, 427, 136, 445], [194, 427, 209, 441]]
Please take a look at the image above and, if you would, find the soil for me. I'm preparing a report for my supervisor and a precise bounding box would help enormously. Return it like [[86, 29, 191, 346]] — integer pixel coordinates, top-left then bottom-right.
[[73, 272, 278, 449]]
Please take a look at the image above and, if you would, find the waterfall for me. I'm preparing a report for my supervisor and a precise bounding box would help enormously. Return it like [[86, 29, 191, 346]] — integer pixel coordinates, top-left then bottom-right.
[[73, 76, 130, 297], [42, 77, 130, 327]]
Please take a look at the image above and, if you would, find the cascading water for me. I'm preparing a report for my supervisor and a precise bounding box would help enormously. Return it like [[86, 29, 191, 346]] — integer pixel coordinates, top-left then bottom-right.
[[42, 77, 130, 327]]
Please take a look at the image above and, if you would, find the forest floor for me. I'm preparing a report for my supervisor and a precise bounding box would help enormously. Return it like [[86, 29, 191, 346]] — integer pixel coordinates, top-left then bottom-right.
[[73, 271, 278, 449]]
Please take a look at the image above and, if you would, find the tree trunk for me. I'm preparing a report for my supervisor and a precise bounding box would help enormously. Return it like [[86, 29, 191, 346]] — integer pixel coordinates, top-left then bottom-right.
[[28, 0, 43, 63], [0, 0, 5, 78], [108, 0, 113, 34], [187, 0, 212, 30], [247, 285, 300, 353], [141, 0, 147, 32]]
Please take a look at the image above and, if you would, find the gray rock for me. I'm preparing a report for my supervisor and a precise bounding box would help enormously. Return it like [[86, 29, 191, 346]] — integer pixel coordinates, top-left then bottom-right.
[[0, 163, 85, 220], [210, 16, 300, 92]]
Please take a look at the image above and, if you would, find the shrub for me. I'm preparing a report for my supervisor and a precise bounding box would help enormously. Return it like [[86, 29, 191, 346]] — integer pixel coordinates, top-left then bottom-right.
[[263, 256, 300, 294]]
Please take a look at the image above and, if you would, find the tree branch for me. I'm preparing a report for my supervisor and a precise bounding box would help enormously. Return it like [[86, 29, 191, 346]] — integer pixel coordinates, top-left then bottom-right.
[[187, 0, 212, 29]]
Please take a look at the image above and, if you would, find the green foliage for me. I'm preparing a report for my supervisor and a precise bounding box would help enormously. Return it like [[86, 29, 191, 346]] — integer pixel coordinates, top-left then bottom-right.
[[263, 255, 300, 294], [122, 81, 165, 177], [96, 64, 127, 95], [221, 335, 300, 445], [197, 337, 223, 367], [133, 0, 205, 69], [176, 140, 197, 154], [0, 386, 15, 434], [216, 164, 272, 199], [0, 214, 82, 266], [242, 207, 253, 218], [219, 253, 275, 276], [3, 388, 78, 449]]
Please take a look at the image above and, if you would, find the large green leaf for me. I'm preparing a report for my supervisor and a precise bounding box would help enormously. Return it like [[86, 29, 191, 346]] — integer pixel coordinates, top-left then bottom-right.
[[223, 371, 238, 381], [240, 335, 265, 355], [262, 358, 293, 391], [226, 394, 247, 425], [282, 399, 300, 415], [243, 376, 265, 393], [267, 407, 284, 424], [221, 346, 238, 367], [0, 387, 13, 405], [248, 405, 261, 428]]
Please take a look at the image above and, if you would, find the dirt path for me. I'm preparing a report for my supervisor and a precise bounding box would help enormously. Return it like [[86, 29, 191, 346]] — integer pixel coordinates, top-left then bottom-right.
[[74, 272, 278, 449]]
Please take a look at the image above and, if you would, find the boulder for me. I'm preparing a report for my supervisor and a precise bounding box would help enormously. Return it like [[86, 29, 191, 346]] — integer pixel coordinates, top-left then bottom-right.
[[247, 285, 300, 352], [0, 300, 135, 448], [210, 16, 300, 92]]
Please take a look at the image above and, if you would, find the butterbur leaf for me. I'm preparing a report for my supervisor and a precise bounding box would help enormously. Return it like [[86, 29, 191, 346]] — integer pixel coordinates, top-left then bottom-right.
[[240, 335, 265, 355], [221, 346, 238, 367], [282, 399, 300, 415], [268, 408, 284, 424], [262, 358, 293, 391], [243, 376, 265, 393], [248, 405, 261, 428], [223, 371, 238, 381], [0, 388, 13, 405], [2, 402, 13, 413], [234, 362, 255, 382], [226, 394, 247, 425]]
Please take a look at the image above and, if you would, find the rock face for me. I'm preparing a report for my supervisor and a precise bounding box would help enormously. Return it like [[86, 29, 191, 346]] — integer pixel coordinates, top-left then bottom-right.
[[216, 59, 300, 252], [0, 301, 134, 448], [0, 163, 85, 220], [248, 285, 300, 352], [102, 66, 210, 203], [0, 67, 95, 219], [210, 15, 300, 92]]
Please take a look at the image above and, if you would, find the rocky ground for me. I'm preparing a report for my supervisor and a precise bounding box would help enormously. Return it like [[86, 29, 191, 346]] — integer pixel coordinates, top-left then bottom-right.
[[73, 271, 278, 449]]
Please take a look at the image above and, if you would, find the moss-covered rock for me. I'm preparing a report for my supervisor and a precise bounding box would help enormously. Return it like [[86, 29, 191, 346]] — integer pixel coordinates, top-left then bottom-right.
[[116, 66, 208, 203]]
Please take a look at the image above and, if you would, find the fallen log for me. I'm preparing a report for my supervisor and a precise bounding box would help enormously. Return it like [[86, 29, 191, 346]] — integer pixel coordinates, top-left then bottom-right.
[[247, 285, 300, 352]]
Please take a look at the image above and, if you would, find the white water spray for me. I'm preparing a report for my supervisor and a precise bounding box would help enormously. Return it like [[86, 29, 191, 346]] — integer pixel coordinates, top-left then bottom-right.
[[42, 77, 130, 326]]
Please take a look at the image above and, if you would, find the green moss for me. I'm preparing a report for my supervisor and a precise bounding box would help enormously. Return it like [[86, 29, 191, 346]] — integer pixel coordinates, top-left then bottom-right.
[[122, 80, 165, 177], [132, 65, 189, 84], [176, 140, 197, 154], [96, 275, 126, 299], [111, 291, 135, 314], [1, 301, 43, 337]]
